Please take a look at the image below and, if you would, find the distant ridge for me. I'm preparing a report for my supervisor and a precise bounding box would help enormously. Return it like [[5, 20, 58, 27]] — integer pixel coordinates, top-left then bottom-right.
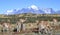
[[4, 5, 60, 15]]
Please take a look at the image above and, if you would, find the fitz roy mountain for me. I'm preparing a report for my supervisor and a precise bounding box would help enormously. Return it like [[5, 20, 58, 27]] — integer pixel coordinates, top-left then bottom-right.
[[5, 5, 59, 15]]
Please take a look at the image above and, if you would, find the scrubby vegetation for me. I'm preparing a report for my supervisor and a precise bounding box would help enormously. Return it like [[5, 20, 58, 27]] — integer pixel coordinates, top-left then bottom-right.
[[0, 13, 60, 24]]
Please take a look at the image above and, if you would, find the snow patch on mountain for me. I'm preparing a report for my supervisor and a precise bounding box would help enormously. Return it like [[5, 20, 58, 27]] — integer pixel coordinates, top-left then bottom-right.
[[28, 5, 39, 10], [5, 9, 18, 15], [4, 5, 59, 15], [6, 9, 13, 15], [43, 8, 52, 14], [7, 10, 13, 12]]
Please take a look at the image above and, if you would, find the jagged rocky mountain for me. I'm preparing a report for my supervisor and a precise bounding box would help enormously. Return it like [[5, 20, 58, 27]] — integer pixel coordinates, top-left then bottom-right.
[[4, 5, 59, 15]]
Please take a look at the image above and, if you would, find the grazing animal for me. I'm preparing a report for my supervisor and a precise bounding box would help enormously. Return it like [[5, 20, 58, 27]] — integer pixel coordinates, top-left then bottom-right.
[[38, 21, 53, 35], [2, 22, 11, 32]]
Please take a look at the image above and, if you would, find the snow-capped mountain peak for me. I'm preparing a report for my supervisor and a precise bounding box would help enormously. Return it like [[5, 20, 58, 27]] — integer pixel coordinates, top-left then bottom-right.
[[4, 5, 59, 15], [43, 8, 52, 14], [7, 9, 13, 12], [5, 9, 13, 15], [28, 5, 39, 10], [5, 9, 18, 15]]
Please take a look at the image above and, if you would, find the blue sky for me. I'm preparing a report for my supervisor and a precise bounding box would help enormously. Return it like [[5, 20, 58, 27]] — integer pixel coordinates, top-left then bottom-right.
[[0, 0, 60, 14]]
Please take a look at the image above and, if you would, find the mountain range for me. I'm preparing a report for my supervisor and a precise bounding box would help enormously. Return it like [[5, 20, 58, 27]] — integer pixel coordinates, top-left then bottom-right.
[[4, 5, 60, 15]]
